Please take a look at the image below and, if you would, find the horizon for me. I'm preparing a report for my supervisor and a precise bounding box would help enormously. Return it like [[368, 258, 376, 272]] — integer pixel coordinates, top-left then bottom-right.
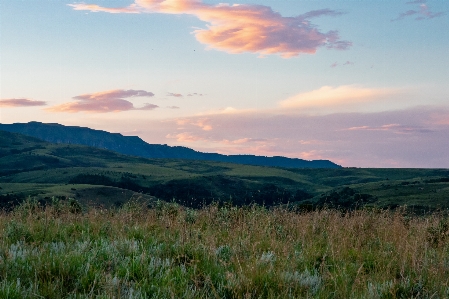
[[1, 0, 448, 168]]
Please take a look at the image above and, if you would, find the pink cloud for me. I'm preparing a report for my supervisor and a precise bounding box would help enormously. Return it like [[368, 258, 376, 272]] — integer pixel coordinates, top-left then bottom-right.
[[47, 89, 158, 113], [392, 1, 446, 21], [167, 106, 180, 109], [158, 106, 449, 167], [193, 119, 212, 131], [0, 98, 47, 107], [166, 132, 206, 142], [167, 92, 183, 98], [68, 3, 141, 13], [73, 89, 154, 101], [69, 0, 351, 57]]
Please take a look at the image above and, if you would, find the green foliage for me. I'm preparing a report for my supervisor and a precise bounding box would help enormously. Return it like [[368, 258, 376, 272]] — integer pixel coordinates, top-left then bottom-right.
[[316, 187, 377, 210], [2, 129, 449, 211], [427, 218, 449, 247], [0, 204, 448, 298]]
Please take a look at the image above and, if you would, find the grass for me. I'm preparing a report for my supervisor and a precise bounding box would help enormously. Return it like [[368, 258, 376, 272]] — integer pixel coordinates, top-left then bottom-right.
[[1, 200, 449, 298]]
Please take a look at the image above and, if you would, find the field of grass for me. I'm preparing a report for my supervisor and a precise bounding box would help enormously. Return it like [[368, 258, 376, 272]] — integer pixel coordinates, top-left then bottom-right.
[[1, 200, 449, 298]]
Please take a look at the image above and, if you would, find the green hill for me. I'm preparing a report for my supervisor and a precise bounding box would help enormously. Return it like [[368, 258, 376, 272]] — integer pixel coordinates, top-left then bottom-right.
[[1, 130, 448, 211]]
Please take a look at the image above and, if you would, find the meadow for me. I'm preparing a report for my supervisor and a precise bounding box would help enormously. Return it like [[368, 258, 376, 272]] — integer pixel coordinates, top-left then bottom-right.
[[2, 130, 449, 298], [1, 199, 449, 298]]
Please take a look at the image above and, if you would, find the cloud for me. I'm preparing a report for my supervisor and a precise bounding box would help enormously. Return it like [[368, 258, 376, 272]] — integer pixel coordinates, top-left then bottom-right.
[[166, 132, 206, 142], [193, 119, 212, 131], [68, 3, 141, 14], [160, 106, 449, 167], [392, 1, 446, 21], [279, 85, 397, 110], [139, 103, 159, 110], [330, 61, 354, 68], [69, 0, 351, 57], [0, 98, 47, 107], [47, 89, 158, 113], [91, 104, 449, 167], [344, 124, 433, 134], [187, 93, 204, 96], [73, 89, 154, 101], [167, 92, 183, 98], [167, 106, 180, 109], [175, 117, 213, 130]]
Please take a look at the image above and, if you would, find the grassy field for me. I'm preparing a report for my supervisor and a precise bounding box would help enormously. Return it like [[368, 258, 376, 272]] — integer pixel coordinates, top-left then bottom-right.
[[1, 200, 449, 298]]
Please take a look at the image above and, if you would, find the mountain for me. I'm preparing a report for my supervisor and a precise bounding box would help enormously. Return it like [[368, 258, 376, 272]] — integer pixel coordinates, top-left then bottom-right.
[[0, 121, 341, 168]]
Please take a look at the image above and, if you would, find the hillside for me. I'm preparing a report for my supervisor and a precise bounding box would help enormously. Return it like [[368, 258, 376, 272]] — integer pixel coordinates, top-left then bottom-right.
[[0, 122, 340, 168], [1, 130, 449, 211]]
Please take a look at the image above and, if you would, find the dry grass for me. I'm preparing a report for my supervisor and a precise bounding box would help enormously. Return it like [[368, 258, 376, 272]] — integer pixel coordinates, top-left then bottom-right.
[[0, 199, 448, 298]]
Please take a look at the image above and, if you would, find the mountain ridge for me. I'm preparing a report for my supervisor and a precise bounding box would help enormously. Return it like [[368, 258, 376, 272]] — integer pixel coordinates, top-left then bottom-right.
[[0, 121, 341, 168]]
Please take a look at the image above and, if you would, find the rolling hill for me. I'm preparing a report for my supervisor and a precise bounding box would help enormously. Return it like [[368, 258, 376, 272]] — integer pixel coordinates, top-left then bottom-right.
[[1, 130, 449, 212]]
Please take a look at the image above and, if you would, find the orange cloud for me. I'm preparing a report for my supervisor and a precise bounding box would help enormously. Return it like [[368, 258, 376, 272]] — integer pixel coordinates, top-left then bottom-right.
[[69, 0, 351, 57], [167, 92, 183, 97], [193, 119, 212, 131], [47, 89, 158, 113], [0, 98, 47, 107]]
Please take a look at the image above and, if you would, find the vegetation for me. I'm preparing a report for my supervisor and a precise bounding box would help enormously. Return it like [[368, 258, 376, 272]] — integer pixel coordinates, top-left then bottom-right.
[[0, 199, 448, 298], [2, 130, 449, 297], [1, 130, 449, 211]]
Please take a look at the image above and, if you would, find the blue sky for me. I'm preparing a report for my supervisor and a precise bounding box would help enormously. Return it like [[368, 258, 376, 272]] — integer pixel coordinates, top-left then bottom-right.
[[1, 0, 448, 167]]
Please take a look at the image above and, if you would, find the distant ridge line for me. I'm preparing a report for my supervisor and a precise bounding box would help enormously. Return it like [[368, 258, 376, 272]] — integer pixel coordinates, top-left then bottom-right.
[[0, 122, 341, 169]]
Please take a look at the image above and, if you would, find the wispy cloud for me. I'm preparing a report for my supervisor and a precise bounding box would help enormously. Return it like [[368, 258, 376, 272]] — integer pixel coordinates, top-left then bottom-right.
[[0, 98, 47, 107], [175, 118, 213, 131], [167, 92, 183, 98], [47, 89, 158, 113], [68, 3, 141, 14], [330, 61, 354, 68], [279, 85, 397, 110], [69, 0, 351, 58], [392, 0, 446, 21], [166, 132, 206, 142], [344, 124, 433, 134], [187, 93, 204, 97]]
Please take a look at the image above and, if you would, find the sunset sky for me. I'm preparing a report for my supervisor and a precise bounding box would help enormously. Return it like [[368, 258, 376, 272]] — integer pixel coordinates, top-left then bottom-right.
[[1, 0, 448, 167]]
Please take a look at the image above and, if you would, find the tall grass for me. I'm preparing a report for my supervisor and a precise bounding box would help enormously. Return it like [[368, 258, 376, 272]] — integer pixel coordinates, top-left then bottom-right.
[[0, 199, 448, 298]]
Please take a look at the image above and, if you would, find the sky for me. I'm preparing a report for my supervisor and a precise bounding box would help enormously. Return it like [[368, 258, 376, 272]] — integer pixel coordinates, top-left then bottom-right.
[[1, 0, 448, 167]]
